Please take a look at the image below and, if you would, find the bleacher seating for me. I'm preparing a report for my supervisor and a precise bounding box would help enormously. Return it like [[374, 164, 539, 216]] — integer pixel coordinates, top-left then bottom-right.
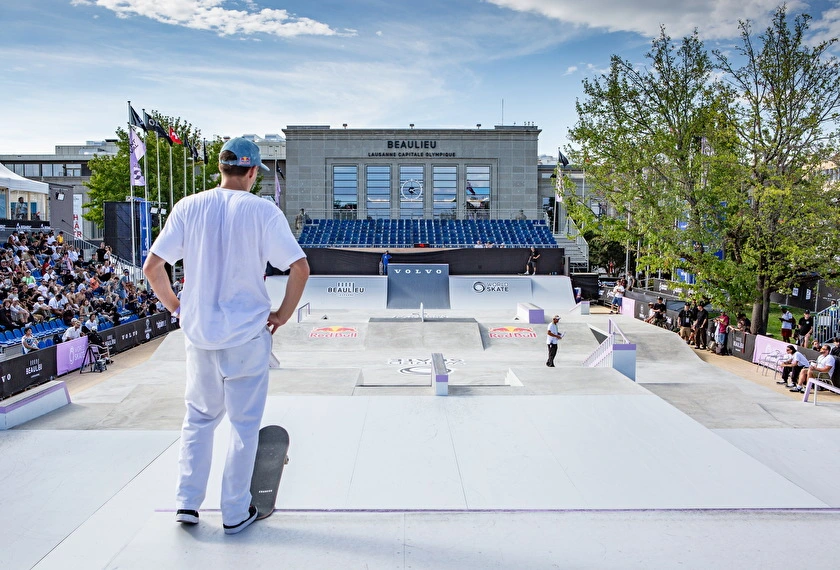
[[297, 219, 558, 248]]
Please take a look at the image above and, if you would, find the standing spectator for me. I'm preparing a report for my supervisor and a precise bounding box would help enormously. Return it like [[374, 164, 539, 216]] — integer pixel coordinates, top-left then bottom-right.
[[694, 304, 709, 350], [546, 315, 563, 367], [143, 137, 309, 535], [714, 311, 730, 353], [779, 306, 794, 342], [380, 250, 392, 275], [524, 247, 540, 275], [797, 310, 814, 347], [610, 279, 625, 315], [677, 302, 694, 344], [736, 312, 751, 333]]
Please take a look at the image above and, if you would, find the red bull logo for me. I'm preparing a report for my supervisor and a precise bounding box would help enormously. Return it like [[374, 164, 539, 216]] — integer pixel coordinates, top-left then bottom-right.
[[309, 326, 358, 338], [488, 326, 536, 339]]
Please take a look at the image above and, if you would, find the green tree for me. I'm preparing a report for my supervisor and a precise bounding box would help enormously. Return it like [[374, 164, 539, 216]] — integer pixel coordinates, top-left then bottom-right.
[[714, 6, 840, 334], [568, 28, 741, 301], [84, 112, 222, 228], [568, 8, 840, 335]]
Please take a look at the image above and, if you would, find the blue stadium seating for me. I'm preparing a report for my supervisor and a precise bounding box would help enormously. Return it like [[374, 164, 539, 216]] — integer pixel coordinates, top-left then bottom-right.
[[298, 219, 559, 249]]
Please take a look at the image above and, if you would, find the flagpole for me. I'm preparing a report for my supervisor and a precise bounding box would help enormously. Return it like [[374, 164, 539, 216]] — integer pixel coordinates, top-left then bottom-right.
[[168, 142, 174, 220], [191, 141, 196, 196], [147, 109, 162, 224], [182, 133, 187, 200], [202, 139, 207, 193], [127, 101, 137, 266]]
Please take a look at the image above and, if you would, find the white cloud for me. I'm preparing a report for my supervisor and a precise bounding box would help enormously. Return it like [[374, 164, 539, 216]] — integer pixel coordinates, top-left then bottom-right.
[[810, 6, 840, 47], [70, 0, 350, 38], [483, 0, 804, 40], [564, 65, 577, 75]]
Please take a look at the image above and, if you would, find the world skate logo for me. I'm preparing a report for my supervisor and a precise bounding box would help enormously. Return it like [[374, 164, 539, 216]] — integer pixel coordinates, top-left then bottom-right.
[[473, 281, 509, 293]]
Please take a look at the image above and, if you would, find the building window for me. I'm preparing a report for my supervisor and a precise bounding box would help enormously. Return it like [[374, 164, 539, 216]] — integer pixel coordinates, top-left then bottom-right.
[[66, 164, 82, 177], [466, 165, 490, 219], [332, 165, 358, 219], [366, 165, 390, 219], [399, 165, 424, 219], [24, 164, 40, 177], [11, 164, 24, 176], [433, 166, 457, 219]]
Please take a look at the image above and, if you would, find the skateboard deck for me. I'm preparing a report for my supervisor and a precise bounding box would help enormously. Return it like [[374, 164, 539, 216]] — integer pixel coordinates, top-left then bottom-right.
[[249, 425, 290, 520]]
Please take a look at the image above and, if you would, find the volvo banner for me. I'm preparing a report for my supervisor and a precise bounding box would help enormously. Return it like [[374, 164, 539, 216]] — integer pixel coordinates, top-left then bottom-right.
[[386, 264, 450, 309]]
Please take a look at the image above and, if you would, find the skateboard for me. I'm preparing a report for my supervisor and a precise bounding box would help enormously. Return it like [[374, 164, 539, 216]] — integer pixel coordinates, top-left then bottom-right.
[[249, 425, 290, 520]]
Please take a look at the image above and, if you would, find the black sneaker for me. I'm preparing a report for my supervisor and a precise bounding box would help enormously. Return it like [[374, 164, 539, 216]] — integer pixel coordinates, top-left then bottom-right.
[[175, 509, 199, 525], [223, 505, 258, 535]]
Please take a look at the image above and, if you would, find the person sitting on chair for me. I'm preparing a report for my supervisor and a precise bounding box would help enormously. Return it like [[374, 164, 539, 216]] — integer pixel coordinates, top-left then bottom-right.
[[776, 345, 810, 388], [791, 344, 836, 393], [21, 327, 39, 354]]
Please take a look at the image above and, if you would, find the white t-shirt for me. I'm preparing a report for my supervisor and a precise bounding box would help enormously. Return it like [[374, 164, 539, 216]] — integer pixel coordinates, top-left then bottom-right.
[[816, 354, 836, 377], [791, 351, 810, 368], [613, 285, 625, 299], [781, 311, 794, 330], [62, 326, 82, 342], [547, 322, 561, 345], [150, 187, 305, 350]]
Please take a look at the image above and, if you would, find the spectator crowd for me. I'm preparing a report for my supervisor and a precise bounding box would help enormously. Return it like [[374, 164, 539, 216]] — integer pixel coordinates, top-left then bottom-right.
[[1, 230, 167, 352]]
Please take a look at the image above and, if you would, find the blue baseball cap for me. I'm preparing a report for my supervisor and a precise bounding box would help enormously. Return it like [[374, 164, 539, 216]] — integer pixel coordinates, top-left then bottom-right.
[[219, 137, 269, 171]]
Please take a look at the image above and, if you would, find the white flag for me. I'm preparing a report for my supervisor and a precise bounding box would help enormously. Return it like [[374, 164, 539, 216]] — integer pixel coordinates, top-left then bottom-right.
[[129, 128, 146, 187]]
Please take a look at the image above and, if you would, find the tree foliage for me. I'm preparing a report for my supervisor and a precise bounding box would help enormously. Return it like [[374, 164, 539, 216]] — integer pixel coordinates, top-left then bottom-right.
[[83, 111, 223, 228], [568, 7, 840, 334]]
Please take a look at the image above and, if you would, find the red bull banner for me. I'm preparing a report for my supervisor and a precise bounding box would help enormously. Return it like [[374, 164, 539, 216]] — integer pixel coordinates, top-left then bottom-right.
[[488, 326, 537, 339], [309, 326, 358, 338]]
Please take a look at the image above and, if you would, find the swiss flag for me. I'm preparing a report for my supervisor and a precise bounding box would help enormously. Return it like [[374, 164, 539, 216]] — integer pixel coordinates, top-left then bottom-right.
[[168, 127, 183, 145]]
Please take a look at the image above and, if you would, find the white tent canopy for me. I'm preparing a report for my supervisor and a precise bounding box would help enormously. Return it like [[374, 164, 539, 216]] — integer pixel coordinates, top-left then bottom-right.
[[0, 162, 49, 194]]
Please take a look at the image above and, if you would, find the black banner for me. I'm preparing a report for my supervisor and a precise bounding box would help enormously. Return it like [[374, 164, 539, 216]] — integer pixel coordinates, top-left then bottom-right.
[[1, 346, 58, 399]]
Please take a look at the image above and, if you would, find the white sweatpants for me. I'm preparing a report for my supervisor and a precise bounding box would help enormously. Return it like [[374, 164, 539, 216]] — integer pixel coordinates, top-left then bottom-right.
[[176, 328, 271, 526]]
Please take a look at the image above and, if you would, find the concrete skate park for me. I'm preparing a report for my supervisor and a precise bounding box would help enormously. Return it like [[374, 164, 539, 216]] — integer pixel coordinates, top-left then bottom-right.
[[4, 273, 840, 570]]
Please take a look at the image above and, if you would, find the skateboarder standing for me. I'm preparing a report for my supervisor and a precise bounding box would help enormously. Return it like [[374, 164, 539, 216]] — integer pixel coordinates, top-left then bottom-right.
[[144, 137, 309, 535], [546, 315, 563, 367]]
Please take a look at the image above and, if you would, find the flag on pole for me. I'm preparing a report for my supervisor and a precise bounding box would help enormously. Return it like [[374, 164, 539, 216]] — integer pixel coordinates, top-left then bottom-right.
[[558, 151, 570, 168], [143, 111, 173, 145], [129, 128, 146, 187], [202, 139, 208, 164], [168, 127, 183, 145], [129, 105, 146, 132], [274, 170, 283, 207], [187, 140, 199, 161]]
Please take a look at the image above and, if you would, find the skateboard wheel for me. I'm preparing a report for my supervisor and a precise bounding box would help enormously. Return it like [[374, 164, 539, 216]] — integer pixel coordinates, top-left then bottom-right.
[[284, 455, 290, 465]]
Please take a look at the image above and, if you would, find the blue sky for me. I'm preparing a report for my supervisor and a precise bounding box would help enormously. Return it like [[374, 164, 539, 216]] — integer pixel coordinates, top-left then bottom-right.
[[2, 0, 838, 156]]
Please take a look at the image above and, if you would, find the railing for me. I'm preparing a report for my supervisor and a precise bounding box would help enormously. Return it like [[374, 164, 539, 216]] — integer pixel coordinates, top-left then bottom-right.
[[296, 302, 311, 323], [70, 237, 144, 283], [289, 207, 549, 226], [582, 318, 636, 381], [814, 307, 840, 345]]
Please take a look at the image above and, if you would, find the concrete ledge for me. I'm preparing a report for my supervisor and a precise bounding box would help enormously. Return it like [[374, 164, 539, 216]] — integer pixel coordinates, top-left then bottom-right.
[[431, 352, 448, 396], [517, 303, 544, 324], [0, 381, 71, 430]]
